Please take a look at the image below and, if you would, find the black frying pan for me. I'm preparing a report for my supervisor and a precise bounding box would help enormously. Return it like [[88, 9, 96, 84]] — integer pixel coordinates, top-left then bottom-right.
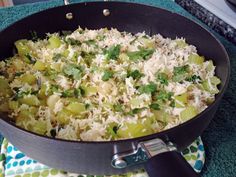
[[227, 0, 236, 6], [0, 1, 230, 177]]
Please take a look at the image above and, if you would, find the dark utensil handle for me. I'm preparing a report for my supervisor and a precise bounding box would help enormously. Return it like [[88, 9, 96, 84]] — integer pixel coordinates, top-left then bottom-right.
[[144, 151, 200, 177]]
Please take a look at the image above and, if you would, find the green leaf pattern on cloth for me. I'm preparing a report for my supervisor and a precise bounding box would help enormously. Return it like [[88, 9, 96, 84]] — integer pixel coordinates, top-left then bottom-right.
[[0, 137, 205, 177]]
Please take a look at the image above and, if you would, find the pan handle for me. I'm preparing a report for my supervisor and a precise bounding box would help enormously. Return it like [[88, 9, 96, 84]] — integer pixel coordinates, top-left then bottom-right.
[[112, 138, 200, 177], [144, 151, 200, 177]]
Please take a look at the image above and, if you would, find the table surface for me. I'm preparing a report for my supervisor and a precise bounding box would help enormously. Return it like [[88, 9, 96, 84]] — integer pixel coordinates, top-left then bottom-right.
[[0, 1, 236, 177]]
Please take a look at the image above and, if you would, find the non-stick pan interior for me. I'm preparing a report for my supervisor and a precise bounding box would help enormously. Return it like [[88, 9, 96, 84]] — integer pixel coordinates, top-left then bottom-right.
[[0, 2, 230, 175], [0, 2, 229, 91]]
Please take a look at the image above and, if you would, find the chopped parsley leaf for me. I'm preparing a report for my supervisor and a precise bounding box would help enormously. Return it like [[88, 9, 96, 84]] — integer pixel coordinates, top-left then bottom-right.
[[127, 70, 143, 80], [65, 38, 81, 46], [186, 75, 201, 83], [150, 103, 160, 110], [81, 51, 96, 66], [102, 70, 113, 81], [52, 53, 63, 61], [156, 72, 169, 85], [61, 89, 74, 97], [131, 108, 144, 114], [170, 100, 175, 107], [113, 104, 123, 112], [105, 45, 121, 60], [84, 39, 96, 46], [63, 64, 83, 80], [74, 87, 85, 97], [156, 91, 173, 101], [127, 48, 154, 61], [25, 54, 36, 64], [138, 83, 157, 94], [172, 65, 189, 82]]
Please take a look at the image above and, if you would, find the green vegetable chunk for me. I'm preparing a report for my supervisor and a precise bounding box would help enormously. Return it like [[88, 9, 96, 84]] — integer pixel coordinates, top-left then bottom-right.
[[113, 104, 123, 112], [202, 76, 221, 94], [102, 70, 113, 81], [63, 64, 83, 80], [156, 72, 169, 85], [19, 95, 40, 106], [57, 109, 72, 125], [172, 65, 189, 82], [127, 48, 154, 61], [33, 121, 47, 135], [127, 70, 143, 80], [33, 61, 46, 71], [83, 86, 97, 96], [149, 103, 160, 110], [105, 45, 121, 60], [117, 120, 153, 138], [188, 54, 204, 65], [138, 83, 157, 94], [48, 36, 61, 48], [106, 123, 119, 139], [20, 74, 37, 85], [153, 110, 171, 124], [0, 78, 12, 96], [138, 37, 155, 49], [15, 39, 30, 57], [66, 102, 86, 116], [175, 93, 188, 108], [156, 90, 173, 101], [186, 75, 201, 83], [175, 39, 187, 48], [180, 106, 197, 121]]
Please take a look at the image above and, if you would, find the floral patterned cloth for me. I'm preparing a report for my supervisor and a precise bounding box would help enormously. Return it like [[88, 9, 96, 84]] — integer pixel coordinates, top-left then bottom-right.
[[0, 137, 205, 177]]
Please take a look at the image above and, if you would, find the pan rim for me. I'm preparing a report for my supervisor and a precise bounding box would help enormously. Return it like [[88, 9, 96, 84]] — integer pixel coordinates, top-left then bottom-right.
[[0, 1, 231, 145]]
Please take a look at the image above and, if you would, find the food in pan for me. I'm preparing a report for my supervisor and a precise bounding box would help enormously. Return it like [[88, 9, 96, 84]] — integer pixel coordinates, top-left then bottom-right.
[[0, 27, 221, 141]]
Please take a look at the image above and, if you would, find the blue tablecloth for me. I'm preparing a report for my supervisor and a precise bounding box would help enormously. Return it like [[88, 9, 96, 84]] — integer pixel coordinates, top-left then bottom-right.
[[0, 1, 236, 177]]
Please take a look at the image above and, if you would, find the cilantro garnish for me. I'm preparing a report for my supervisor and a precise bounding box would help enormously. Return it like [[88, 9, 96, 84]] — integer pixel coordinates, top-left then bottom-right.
[[138, 83, 157, 94], [156, 90, 173, 101], [65, 38, 81, 46], [84, 39, 96, 46], [25, 54, 36, 64], [127, 70, 143, 80], [105, 45, 121, 60], [63, 64, 83, 80], [113, 104, 123, 112], [102, 70, 113, 81], [127, 48, 154, 61], [186, 75, 201, 83], [172, 65, 189, 82], [149, 103, 160, 110], [156, 72, 169, 85]]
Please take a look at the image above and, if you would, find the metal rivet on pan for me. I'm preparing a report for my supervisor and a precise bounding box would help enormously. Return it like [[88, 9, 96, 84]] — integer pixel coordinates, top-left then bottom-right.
[[66, 12, 73, 20], [103, 9, 110, 16], [114, 159, 127, 168]]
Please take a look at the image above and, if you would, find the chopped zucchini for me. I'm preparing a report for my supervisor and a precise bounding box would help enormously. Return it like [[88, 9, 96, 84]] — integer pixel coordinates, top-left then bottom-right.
[[19, 95, 40, 106], [20, 74, 37, 85], [57, 109, 72, 125], [188, 54, 204, 65], [117, 120, 153, 138], [180, 106, 197, 121], [48, 36, 61, 48], [174, 93, 188, 108], [66, 102, 86, 115], [33, 61, 46, 71]]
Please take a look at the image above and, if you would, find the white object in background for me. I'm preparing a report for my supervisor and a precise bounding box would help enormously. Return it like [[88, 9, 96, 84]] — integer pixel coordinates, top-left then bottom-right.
[[195, 0, 236, 29], [0, 0, 13, 6]]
